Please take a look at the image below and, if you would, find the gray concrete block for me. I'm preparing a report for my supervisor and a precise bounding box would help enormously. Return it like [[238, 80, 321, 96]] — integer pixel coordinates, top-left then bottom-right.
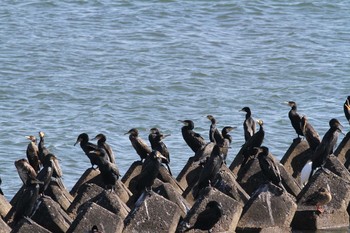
[[335, 131, 350, 165], [324, 154, 350, 182], [45, 179, 74, 211], [176, 157, 203, 193], [70, 168, 102, 197], [0, 216, 11, 233], [178, 187, 243, 233], [123, 191, 182, 233], [11, 217, 51, 233], [31, 196, 72, 233], [0, 194, 11, 219], [67, 202, 123, 233], [237, 183, 297, 231], [67, 183, 104, 218]]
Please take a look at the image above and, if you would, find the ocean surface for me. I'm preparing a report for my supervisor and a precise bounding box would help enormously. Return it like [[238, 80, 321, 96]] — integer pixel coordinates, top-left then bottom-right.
[[0, 0, 349, 206]]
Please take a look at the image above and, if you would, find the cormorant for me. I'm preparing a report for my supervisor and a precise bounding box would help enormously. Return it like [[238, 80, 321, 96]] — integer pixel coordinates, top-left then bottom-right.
[[241, 119, 265, 167], [26, 135, 40, 173], [179, 120, 206, 153], [38, 131, 50, 163], [207, 115, 223, 144], [256, 146, 284, 190], [285, 101, 304, 138], [344, 96, 350, 125], [193, 144, 224, 198], [183, 201, 223, 232], [14, 159, 41, 186], [36, 154, 55, 196], [93, 147, 121, 190], [93, 133, 116, 164], [74, 133, 99, 168], [301, 116, 321, 151], [135, 150, 167, 194], [14, 182, 40, 222], [125, 128, 151, 162], [148, 128, 172, 176], [309, 118, 343, 180], [240, 107, 256, 142], [303, 184, 332, 213], [0, 177, 3, 195], [220, 126, 236, 162]]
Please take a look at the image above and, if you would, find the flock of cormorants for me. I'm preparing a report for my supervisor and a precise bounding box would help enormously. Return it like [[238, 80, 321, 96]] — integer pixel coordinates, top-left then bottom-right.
[[0, 96, 349, 232]]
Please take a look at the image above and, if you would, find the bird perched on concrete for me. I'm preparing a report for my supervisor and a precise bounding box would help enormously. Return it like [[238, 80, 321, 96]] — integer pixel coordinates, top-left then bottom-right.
[[300, 115, 321, 151], [125, 128, 152, 162], [220, 126, 236, 163], [240, 107, 256, 142], [179, 120, 206, 154], [148, 128, 172, 176], [26, 135, 40, 173], [207, 115, 223, 144], [14, 182, 40, 222], [256, 146, 284, 191], [0, 177, 3, 195], [241, 119, 265, 167], [36, 154, 55, 196], [38, 131, 51, 163], [74, 133, 99, 168], [135, 150, 168, 195], [309, 118, 343, 181], [344, 96, 350, 125], [303, 184, 332, 213], [182, 201, 223, 232], [193, 144, 224, 198], [93, 133, 116, 164], [285, 101, 304, 138]]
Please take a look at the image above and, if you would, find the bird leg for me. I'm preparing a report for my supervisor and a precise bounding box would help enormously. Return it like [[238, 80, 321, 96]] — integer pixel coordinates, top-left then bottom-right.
[[316, 204, 324, 213]]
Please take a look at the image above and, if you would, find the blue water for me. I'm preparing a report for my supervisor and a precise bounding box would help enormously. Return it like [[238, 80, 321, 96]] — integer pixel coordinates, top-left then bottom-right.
[[0, 1, 349, 203]]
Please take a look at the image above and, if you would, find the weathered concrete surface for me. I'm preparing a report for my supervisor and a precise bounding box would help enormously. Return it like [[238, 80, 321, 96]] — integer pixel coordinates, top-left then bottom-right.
[[175, 157, 203, 193], [9, 185, 25, 207], [70, 168, 101, 197], [236, 157, 300, 197], [153, 179, 191, 217], [45, 179, 74, 211], [0, 194, 11, 219], [67, 202, 123, 233], [67, 183, 104, 218], [229, 143, 248, 175], [11, 217, 51, 233], [292, 169, 350, 230], [0, 216, 11, 233], [280, 139, 312, 185], [123, 191, 182, 233], [335, 131, 350, 165], [88, 190, 130, 220], [31, 196, 72, 233], [323, 154, 350, 182], [237, 183, 297, 232], [213, 165, 250, 205], [178, 187, 243, 233]]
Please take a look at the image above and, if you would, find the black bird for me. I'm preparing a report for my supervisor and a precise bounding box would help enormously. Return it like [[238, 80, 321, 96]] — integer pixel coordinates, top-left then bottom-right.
[[193, 144, 224, 198], [207, 115, 223, 144], [179, 120, 206, 153], [74, 133, 99, 168], [0, 177, 3, 195], [14, 182, 40, 222], [301, 116, 321, 151], [241, 119, 265, 167], [36, 154, 55, 196], [125, 128, 151, 162], [135, 150, 167, 194], [92, 147, 121, 190], [148, 128, 172, 176], [93, 133, 116, 164], [240, 107, 256, 142], [256, 146, 284, 190], [344, 96, 350, 125], [38, 131, 50, 163], [26, 135, 40, 173], [183, 201, 223, 233], [285, 101, 304, 138], [220, 126, 236, 162], [310, 118, 343, 180]]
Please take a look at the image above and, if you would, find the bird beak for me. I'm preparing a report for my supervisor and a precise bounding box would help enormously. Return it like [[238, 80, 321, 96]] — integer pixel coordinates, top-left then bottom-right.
[[162, 134, 171, 139], [156, 153, 168, 161], [74, 138, 82, 146], [25, 136, 31, 140]]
